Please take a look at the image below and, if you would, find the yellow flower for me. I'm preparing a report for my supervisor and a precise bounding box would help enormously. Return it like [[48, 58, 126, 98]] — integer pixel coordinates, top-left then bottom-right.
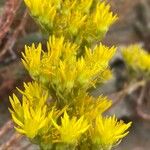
[[22, 43, 54, 84], [17, 82, 48, 109], [75, 94, 112, 121], [22, 43, 42, 78], [84, 1, 118, 43], [9, 90, 65, 141], [24, 0, 117, 45], [9, 81, 55, 139], [76, 0, 93, 14], [24, 0, 56, 29], [122, 44, 150, 77], [52, 111, 89, 144], [90, 116, 132, 149], [84, 44, 116, 84], [22, 36, 116, 103], [9, 94, 24, 123], [9, 95, 48, 139], [85, 44, 116, 67], [67, 11, 87, 36], [10, 88, 69, 148], [93, 1, 118, 32], [46, 36, 78, 65]]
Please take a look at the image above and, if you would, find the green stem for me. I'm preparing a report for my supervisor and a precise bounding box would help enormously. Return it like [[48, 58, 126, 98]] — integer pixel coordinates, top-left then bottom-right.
[[55, 143, 76, 150], [92, 144, 112, 150]]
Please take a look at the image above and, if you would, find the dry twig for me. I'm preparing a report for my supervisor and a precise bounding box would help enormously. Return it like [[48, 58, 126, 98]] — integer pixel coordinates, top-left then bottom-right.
[[0, 9, 28, 59], [0, 120, 13, 138], [136, 82, 150, 120], [0, 0, 22, 41], [0, 133, 22, 150], [109, 80, 146, 109]]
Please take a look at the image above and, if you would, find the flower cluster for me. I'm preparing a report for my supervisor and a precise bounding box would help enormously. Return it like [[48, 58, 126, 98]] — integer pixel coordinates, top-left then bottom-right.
[[22, 36, 116, 104], [90, 116, 132, 150], [9, 81, 131, 150], [52, 111, 89, 144], [121, 44, 150, 79], [24, 0, 117, 46], [9, 82, 49, 139], [9, 0, 131, 150]]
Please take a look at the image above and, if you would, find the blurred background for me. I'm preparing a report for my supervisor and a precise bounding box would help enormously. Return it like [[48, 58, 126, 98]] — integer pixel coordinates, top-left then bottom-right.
[[0, 0, 150, 149]]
